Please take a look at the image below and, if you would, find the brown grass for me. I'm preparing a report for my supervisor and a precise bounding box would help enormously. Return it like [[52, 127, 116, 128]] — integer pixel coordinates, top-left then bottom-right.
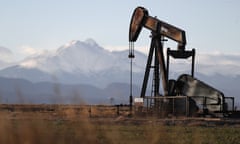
[[1, 105, 240, 144]]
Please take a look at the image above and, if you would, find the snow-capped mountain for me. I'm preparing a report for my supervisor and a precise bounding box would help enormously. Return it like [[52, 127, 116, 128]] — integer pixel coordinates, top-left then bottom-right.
[[0, 39, 239, 104], [1, 39, 240, 88], [0, 39, 146, 87], [18, 39, 136, 73]]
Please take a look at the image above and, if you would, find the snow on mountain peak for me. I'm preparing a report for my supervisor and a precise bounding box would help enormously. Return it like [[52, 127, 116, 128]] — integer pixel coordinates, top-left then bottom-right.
[[58, 39, 103, 54], [84, 38, 99, 47], [61, 39, 99, 48], [16, 39, 140, 75], [62, 40, 80, 48]]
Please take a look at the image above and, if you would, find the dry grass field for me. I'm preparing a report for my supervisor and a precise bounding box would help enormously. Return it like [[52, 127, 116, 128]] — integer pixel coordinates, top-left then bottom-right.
[[0, 104, 240, 144]]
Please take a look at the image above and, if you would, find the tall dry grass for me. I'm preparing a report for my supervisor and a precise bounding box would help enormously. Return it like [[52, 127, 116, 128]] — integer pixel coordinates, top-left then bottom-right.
[[1, 108, 240, 144], [0, 109, 97, 144]]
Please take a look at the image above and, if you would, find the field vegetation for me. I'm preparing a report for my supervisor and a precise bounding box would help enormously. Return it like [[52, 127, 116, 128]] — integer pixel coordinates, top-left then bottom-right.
[[0, 104, 240, 144]]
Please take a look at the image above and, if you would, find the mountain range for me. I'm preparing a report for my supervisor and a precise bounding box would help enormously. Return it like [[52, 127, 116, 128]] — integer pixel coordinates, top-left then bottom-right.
[[0, 39, 146, 87], [0, 39, 239, 105]]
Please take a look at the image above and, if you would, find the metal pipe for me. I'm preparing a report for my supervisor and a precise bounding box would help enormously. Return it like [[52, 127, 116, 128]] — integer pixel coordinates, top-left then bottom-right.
[[191, 49, 195, 77]]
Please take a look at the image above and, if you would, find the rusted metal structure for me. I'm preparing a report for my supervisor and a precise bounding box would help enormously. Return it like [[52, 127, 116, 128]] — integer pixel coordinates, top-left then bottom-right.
[[128, 7, 236, 117]]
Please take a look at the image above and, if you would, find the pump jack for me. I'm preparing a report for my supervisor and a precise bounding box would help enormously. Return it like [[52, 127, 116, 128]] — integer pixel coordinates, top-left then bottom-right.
[[129, 6, 195, 97], [128, 7, 236, 117]]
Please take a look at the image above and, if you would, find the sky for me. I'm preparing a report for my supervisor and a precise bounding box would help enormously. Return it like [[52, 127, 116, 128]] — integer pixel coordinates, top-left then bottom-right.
[[0, 0, 240, 60]]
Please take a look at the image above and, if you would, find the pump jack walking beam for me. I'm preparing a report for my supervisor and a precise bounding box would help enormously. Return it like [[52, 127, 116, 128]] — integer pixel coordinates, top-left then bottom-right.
[[129, 7, 186, 50]]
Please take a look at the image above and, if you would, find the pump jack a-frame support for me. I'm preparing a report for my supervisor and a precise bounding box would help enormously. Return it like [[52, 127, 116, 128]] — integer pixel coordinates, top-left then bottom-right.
[[141, 33, 167, 97], [140, 33, 196, 98]]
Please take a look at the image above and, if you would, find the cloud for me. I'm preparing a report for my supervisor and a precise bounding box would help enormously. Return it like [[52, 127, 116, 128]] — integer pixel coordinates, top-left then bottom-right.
[[197, 52, 240, 66], [20, 45, 47, 56], [14, 45, 55, 61], [7, 45, 54, 61], [104, 44, 240, 76], [0, 46, 13, 62], [104, 45, 149, 54], [195, 53, 240, 76], [19, 59, 38, 68]]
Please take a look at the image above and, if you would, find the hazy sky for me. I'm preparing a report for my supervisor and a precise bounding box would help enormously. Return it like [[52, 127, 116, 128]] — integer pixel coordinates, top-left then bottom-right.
[[0, 0, 240, 59]]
